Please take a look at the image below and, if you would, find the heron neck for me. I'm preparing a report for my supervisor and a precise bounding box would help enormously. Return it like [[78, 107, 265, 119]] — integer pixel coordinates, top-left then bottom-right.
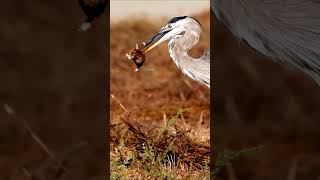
[[167, 28, 210, 87], [168, 28, 201, 64]]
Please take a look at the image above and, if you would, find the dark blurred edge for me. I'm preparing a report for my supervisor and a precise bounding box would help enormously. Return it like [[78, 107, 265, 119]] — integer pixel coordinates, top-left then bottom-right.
[[105, 1, 111, 179], [210, 7, 215, 179], [0, 1, 110, 179]]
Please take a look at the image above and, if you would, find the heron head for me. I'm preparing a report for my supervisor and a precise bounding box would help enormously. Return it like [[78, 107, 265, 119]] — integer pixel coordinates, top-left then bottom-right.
[[142, 16, 202, 53]]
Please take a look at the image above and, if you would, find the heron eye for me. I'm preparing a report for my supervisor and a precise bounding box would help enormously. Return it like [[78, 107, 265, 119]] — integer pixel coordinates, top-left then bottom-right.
[[167, 24, 172, 29]]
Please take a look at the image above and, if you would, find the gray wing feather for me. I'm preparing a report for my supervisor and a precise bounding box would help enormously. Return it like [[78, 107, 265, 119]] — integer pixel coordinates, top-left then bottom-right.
[[211, 0, 320, 84]]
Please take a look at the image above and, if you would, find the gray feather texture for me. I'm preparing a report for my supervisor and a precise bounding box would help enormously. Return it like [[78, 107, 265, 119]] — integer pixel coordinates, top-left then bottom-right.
[[167, 18, 210, 87], [211, 0, 320, 84]]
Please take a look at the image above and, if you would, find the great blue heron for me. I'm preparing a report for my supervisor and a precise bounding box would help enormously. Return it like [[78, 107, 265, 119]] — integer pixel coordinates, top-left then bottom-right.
[[140, 1, 320, 88], [141, 16, 210, 88]]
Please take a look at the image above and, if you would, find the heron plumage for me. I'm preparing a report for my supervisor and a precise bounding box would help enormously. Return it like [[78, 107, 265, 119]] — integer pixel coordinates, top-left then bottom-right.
[[211, 0, 320, 84], [167, 18, 210, 87], [142, 16, 210, 88]]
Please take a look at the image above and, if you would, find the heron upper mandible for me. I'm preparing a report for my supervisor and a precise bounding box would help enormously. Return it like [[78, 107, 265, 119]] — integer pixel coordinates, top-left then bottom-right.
[[141, 1, 320, 88]]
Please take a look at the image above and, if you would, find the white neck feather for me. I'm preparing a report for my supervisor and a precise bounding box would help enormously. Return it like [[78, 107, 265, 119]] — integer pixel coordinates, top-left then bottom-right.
[[167, 24, 210, 88]]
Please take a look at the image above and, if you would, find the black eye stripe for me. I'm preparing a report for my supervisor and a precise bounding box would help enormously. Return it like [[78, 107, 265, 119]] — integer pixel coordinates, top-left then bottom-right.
[[166, 16, 203, 30], [167, 16, 188, 24]]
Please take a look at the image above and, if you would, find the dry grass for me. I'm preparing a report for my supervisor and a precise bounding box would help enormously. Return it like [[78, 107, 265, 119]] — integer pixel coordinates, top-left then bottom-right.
[[110, 107, 210, 179], [110, 11, 210, 178]]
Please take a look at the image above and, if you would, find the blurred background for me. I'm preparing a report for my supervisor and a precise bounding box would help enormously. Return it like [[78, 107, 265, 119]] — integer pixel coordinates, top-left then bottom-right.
[[0, 1, 106, 179], [213, 12, 320, 180], [111, 0, 208, 23]]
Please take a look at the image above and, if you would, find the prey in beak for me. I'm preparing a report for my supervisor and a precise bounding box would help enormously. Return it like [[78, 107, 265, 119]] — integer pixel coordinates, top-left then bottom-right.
[[126, 24, 174, 71], [126, 43, 146, 72]]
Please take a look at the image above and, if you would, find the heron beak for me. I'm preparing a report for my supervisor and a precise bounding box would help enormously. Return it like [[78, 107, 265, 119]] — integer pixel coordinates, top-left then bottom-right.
[[142, 29, 171, 53]]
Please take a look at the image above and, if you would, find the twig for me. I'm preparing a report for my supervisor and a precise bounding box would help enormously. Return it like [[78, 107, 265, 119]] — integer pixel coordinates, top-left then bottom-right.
[[179, 91, 186, 101], [4, 104, 57, 160], [197, 111, 204, 128], [111, 94, 128, 112], [21, 167, 32, 178], [163, 113, 167, 127], [3, 104, 66, 172]]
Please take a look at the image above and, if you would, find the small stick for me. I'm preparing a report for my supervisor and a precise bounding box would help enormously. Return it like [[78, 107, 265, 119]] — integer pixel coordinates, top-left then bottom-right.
[[3, 104, 57, 161], [197, 111, 204, 128], [21, 167, 32, 178], [163, 113, 167, 127], [3, 104, 66, 173], [110, 94, 128, 112]]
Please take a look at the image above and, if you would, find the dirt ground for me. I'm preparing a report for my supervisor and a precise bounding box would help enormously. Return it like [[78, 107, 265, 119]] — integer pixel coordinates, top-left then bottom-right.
[[0, 1, 106, 179], [213, 13, 320, 180]]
